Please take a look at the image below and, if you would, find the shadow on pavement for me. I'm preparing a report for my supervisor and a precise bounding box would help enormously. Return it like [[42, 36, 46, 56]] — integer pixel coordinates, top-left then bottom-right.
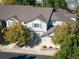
[[9, 55, 36, 59]]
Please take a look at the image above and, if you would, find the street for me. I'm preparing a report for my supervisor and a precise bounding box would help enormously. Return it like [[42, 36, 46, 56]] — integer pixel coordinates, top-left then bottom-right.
[[0, 52, 52, 59]]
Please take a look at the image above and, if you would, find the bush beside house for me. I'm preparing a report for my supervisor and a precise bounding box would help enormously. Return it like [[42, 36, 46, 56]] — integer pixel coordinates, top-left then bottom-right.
[[3, 22, 32, 46]]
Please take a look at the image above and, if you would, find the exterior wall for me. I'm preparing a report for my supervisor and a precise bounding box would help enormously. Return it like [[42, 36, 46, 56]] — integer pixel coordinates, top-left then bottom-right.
[[52, 20, 63, 26], [6, 18, 19, 27], [6, 20, 13, 27], [70, 18, 76, 21], [22, 19, 47, 36], [41, 36, 53, 47]]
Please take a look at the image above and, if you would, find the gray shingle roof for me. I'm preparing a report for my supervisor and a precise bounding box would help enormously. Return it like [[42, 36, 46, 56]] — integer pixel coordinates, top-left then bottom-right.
[[0, 5, 52, 23], [41, 26, 57, 37], [0, 5, 76, 23], [25, 14, 47, 23], [51, 9, 76, 21]]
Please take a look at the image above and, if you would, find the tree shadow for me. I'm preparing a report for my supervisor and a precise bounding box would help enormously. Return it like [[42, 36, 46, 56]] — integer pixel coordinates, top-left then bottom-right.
[[0, 27, 10, 46], [9, 55, 36, 59], [0, 38, 9, 46], [25, 31, 41, 48]]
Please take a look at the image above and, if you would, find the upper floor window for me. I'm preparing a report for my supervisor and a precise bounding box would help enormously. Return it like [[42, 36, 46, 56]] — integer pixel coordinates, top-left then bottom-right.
[[0, 21, 2, 27], [34, 23, 40, 27]]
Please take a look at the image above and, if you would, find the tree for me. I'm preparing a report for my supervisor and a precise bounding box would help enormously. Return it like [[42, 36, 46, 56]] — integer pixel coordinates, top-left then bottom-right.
[[52, 23, 75, 44], [0, 26, 5, 44], [44, 0, 55, 8], [55, 0, 67, 9], [61, 0, 68, 9], [44, 0, 67, 9], [51, 23, 79, 59], [76, 5, 79, 47], [50, 6, 79, 59], [43, 0, 50, 7], [76, 5, 79, 35], [15, 0, 28, 5], [55, 0, 62, 9], [0, 26, 3, 41], [2, 0, 36, 6], [3, 0, 16, 5], [2, 0, 68, 9], [29, 0, 36, 6], [3, 23, 32, 46], [53, 34, 79, 59]]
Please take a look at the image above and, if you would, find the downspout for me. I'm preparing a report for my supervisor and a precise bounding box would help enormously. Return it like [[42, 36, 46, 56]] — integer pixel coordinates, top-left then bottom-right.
[[47, 3, 56, 30]]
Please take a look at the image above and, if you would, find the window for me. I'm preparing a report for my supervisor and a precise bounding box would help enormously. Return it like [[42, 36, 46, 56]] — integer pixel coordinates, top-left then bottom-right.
[[52, 20, 56, 23], [0, 21, 2, 26], [52, 20, 56, 24], [40, 24, 42, 28], [34, 23, 40, 27]]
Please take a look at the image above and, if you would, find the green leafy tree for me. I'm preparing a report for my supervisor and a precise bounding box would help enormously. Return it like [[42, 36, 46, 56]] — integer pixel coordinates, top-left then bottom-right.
[[30, 0, 36, 6], [61, 0, 68, 9], [35, 3, 41, 7], [76, 5, 79, 35], [44, 0, 50, 7], [51, 23, 79, 59], [44, 0, 67, 9], [3, 0, 16, 5], [55, 0, 67, 9], [2, 0, 67, 9], [50, 6, 79, 59], [0, 26, 5, 44], [52, 23, 75, 44], [15, 0, 29, 5], [44, 0, 55, 8], [0, 26, 3, 40], [55, 0, 62, 9], [4, 23, 32, 46], [53, 34, 79, 59], [2, 0, 36, 6]]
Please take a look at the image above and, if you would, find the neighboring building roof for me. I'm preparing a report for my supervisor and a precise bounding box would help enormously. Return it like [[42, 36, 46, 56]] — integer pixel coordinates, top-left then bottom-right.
[[51, 9, 76, 21], [41, 26, 57, 37]]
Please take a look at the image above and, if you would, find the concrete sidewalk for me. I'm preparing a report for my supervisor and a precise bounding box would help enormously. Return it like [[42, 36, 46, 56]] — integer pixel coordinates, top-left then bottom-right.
[[0, 45, 57, 56]]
